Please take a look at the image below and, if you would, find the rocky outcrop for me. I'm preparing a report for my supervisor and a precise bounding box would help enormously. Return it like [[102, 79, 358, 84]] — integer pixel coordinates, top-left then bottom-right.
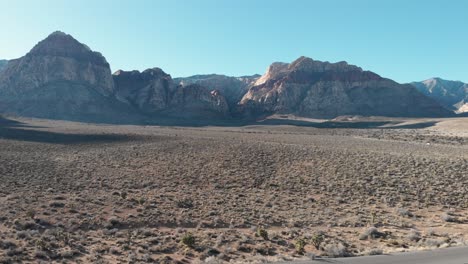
[[0, 31, 114, 96], [240, 56, 453, 118], [167, 84, 229, 118], [174, 74, 259, 108], [113, 68, 175, 113], [411, 78, 468, 113], [0, 31, 139, 123], [114, 70, 229, 118]]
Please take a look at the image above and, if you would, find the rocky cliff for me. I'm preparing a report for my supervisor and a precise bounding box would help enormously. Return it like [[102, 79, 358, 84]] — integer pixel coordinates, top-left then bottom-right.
[[411, 78, 468, 113], [113, 68, 175, 113], [113, 70, 229, 118], [174, 74, 259, 108], [0, 31, 138, 123], [240, 56, 453, 118]]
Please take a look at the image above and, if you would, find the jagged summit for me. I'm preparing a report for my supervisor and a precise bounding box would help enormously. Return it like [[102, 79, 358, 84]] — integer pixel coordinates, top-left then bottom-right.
[[28, 31, 107, 66], [288, 56, 362, 73], [411, 78, 468, 113], [240, 57, 451, 118]]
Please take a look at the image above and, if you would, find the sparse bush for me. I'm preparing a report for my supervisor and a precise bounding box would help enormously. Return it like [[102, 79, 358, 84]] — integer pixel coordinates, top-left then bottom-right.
[[26, 209, 36, 219], [359, 227, 383, 240], [324, 243, 348, 257], [108, 217, 121, 227], [311, 234, 324, 250], [294, 238, 306, 255], [397, 208, 413, 217], [109, 246, 121, 255], [0, 240, 16, 250], [256, 228, 268, 240], [407, 229, 421, 242], [441, 213, 455, 222], [16, 231, 30, 239], [34, 250, 48, 259], [181, 233, 196, 248], [49, 201, 65, 208], [177, 199, 194, 209], [364, 248, 383, 255], [426, 229, 436, 236], [423, 238, 445, 248]]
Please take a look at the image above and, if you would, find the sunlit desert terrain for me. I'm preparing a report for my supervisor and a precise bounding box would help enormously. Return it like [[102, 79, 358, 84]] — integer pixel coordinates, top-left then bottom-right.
[[0, 117, 467, 263]]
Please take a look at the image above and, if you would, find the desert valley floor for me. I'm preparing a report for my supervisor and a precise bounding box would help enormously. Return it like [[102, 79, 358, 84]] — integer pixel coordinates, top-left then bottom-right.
[[0, 117, 467, 263]]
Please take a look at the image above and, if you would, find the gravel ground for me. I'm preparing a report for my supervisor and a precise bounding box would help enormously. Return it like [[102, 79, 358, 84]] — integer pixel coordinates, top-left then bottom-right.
[[0, 117, 467, 263]]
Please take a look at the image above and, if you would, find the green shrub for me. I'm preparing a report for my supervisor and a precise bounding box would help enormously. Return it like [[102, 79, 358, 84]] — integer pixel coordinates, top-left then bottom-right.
[[295, 238, 306, 255], [181, 233, 195, 248], [311, 234, 324, 250], [256, 228, 268, 240]]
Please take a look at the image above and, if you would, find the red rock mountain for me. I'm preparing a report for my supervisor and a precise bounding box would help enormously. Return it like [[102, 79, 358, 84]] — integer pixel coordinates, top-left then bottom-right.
[[0, 31, 139, 123], [240, 56, 453, 118], [0, 33, 455, 123]]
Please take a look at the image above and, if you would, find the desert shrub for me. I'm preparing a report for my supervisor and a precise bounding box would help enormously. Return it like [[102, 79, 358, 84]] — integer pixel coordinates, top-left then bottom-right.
[[49, 201, 65, 208], [364, 248, 383, 255], [441, 213, 455, 222], [109, 246, 121, 255], [370, 210, 377, 224], [407, 229, 421, 242], [397, 208, 413, 217], [34, 250, 48, 259], [426, 229, 436, 236], [0, 241, 16, 250], [311, 234, 324, 250], [16, 231, 30, 239], [256, 228, 268, 240], [324, 243, 348, 257], [26, 209, 36, 219], [177, 199, 194, 209], [181, 233, 196, 248], [294, 238, 306, 255], [423, 238, 445, 248], [359, 227, 383, 240], [108, 217, 120, 227]]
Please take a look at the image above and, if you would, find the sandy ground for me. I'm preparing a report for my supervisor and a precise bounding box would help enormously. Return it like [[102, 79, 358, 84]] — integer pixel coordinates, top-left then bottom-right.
[[0, 116, 467, 263]]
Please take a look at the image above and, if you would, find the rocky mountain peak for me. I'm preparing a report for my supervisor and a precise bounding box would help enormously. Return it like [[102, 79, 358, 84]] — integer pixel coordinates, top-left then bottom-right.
[[411, 78, 467, 113], [241, 57, 451, 118], [28, 31, 108, 67], [288, 56, 362, 73]]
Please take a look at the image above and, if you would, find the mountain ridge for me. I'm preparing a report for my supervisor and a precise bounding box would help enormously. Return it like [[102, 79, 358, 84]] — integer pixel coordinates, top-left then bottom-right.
[[410, 78, 468, 113], [0, 31, 459, 124]]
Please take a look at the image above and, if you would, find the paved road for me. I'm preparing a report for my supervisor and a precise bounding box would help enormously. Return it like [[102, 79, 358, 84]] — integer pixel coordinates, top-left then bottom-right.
[[276, 247, 468, 264]]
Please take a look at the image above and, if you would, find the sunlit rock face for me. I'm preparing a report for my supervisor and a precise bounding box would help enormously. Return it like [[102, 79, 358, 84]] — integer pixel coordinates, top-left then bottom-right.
[[411, 78, 468, 114], [0, 31, 139, 123], [240, 56, 453, 118]]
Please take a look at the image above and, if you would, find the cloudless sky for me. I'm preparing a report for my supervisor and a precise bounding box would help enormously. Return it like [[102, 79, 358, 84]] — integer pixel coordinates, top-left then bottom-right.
[[0, 0, 467, 83]]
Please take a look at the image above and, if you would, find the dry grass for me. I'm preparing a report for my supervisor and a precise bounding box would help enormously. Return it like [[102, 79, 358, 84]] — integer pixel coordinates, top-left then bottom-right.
[[0, 117, 467, 263]]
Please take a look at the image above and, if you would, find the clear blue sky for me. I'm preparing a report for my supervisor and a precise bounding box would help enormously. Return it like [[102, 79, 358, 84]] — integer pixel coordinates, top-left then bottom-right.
[[0, 0, 467, 83]]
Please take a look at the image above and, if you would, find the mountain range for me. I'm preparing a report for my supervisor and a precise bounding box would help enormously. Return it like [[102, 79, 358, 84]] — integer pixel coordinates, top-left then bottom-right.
[[411, 78, 468, 114], [0, 31, 460, 124]]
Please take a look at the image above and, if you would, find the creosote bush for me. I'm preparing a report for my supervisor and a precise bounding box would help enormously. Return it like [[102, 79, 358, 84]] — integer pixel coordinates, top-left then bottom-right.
[[295, 238, 306, 255], [181, 233, 196, 248], [256, 228, 268, 240], [311, 234, 324, 250]]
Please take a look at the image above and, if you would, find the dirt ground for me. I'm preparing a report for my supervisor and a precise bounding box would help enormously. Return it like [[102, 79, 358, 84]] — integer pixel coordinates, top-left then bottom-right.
[[0, 117, 467, 263]]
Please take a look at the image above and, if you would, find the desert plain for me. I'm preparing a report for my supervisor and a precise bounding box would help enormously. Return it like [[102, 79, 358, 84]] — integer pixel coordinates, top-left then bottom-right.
[[0, 116, 467, 263]]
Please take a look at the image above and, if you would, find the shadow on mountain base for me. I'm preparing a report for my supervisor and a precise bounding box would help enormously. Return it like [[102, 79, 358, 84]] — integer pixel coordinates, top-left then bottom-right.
[[0, 116, 132, 144], [255, 119, 439, 129]]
